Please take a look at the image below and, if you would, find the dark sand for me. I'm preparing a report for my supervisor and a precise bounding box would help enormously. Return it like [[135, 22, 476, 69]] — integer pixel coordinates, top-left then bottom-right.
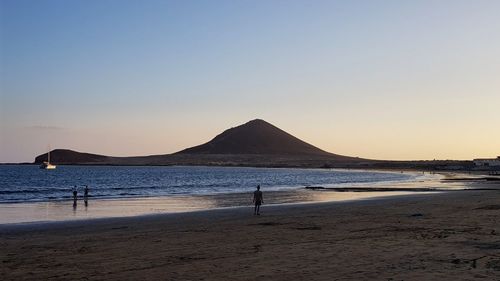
[[1, 185, 500, 280]]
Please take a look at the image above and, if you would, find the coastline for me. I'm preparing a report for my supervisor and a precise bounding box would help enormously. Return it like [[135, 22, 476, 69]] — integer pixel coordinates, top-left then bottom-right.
[[0, 188, 432, 225], [0, 170, 467, 225], [0, 191, 437, 231], [2, 184, 500, 280]]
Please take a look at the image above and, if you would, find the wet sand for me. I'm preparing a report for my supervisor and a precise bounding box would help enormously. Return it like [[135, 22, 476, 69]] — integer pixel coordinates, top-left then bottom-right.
[[1, 182, 500, 280], [0, 189, 426, 224]]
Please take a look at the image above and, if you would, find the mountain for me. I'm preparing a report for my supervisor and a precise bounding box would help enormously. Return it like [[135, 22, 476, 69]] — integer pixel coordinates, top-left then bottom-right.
[[176, 119, 333, 156], [34, 149, 109, 165], [30, 119, 475, 169], [33, 119, 363, 167]]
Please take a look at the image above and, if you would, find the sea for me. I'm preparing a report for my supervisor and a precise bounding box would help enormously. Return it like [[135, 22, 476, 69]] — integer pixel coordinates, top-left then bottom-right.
[[0, 165, 415, 204]]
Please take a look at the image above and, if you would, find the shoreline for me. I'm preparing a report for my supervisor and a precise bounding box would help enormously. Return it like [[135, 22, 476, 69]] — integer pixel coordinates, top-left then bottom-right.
[[2, 182, 498, 230], [1, 168, 497, 226], [0, 171, 454, 225], [0, 190, 442, 230], [0, 188, 433, 225], [2, 170, 496, 225]]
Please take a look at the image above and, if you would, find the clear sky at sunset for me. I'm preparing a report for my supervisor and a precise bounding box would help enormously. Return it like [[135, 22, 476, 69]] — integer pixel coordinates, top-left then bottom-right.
[[1, 0, 499, 162]]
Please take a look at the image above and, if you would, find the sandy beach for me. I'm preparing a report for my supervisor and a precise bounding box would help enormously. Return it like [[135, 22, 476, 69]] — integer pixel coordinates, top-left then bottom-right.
[[1, 179, 500, 280]]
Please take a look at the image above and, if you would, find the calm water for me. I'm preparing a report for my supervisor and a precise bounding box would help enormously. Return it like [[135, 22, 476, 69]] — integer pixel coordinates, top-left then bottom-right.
[[0, 165, 414, 203]]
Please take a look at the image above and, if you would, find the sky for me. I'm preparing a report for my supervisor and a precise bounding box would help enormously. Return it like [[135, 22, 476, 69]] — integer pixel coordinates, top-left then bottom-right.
[[1, 0, 499, 163]]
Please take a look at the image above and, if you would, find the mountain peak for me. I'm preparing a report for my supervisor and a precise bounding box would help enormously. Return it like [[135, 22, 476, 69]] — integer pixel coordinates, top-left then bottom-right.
[[176, 119, 332, 156], [246, 118, 267, 124]]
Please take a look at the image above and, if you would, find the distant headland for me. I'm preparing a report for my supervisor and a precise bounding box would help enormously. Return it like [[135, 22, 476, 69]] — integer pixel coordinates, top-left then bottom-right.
[[33, 119, 477, 170]]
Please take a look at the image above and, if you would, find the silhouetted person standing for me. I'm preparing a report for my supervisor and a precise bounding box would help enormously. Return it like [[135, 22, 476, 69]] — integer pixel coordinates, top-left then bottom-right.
[[253, 185, 263, 215], [72, 186, 78, 207], [84, 185, 89, 207]]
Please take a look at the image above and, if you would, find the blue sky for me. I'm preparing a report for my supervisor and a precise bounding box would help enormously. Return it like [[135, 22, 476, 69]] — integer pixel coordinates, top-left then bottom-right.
[[1, 0, 499, 162]]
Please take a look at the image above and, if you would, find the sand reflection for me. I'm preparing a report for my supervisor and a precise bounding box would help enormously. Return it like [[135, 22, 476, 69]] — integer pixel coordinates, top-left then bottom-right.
[[0, 190, 431, 224]]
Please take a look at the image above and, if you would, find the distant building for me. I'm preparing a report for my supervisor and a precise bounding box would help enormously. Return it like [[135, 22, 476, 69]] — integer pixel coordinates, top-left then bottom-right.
[[473, 156, 500, 167]]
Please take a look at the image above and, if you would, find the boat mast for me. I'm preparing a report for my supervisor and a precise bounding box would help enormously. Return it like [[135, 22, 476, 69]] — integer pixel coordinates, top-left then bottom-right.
[[48, 145, 51, 163]]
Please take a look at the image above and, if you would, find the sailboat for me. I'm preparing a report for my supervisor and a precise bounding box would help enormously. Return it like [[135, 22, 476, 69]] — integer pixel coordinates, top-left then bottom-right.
[[40, 148, 56, 169]]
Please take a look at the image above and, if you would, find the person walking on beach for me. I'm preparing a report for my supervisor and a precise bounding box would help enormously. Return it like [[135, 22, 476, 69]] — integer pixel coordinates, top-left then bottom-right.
[[83, 185, 89, 207], [253, 185, 263, 215]]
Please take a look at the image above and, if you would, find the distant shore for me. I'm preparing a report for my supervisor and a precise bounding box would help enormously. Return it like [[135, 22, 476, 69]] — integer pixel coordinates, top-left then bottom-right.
[[3, 162, 498, 175], [2, 179, 500, 280]]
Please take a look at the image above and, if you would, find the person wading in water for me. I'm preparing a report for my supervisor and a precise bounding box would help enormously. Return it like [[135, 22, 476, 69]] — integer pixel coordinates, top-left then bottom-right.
[[253, 185, 263, 215], [72, 186, 78, 208], [83, 185, 89, 207]]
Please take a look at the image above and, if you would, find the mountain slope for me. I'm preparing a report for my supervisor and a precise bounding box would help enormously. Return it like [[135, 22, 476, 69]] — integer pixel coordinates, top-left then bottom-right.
[[176, 119, 334, 156], [34, 149, 109, 164]]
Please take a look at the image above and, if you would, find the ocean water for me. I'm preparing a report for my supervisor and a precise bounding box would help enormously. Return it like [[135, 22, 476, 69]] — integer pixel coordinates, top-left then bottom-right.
[[0, 165, 414, 203]]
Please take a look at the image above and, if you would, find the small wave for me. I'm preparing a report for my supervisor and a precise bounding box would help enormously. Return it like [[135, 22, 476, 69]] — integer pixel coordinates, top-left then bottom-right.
[[0, 189, 61, 195]]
